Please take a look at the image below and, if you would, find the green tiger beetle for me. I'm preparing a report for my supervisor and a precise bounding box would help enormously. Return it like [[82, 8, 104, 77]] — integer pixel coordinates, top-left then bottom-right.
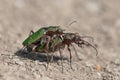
[[22, 26, 65, 71], [22, 26, 98, 72]]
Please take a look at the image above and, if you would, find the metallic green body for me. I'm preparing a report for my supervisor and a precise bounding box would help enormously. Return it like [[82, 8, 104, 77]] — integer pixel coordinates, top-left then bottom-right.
[[22, 27, 46, 46], [46, 26, 62, 31], [22, 26, 63, 46]]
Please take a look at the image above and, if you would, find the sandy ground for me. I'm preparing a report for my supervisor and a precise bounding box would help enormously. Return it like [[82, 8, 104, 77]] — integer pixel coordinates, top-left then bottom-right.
[[0, 0, 120, 80]]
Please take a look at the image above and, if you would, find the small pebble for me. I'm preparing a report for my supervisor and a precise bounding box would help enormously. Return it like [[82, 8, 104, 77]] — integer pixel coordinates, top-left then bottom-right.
[[96, 64, 102, 71]]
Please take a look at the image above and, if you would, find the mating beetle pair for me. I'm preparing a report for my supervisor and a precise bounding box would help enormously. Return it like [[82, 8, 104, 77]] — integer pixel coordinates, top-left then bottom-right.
[[23, 26, 63, 51], [22, 26, 98, 72]]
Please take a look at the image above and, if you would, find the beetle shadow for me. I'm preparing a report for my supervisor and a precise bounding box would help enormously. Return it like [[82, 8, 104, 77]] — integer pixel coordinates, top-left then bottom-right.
[[15, 49, 68, 63]]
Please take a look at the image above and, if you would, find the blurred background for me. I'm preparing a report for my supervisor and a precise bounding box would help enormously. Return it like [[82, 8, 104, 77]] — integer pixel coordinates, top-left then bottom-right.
[[0, 0, 120, 80]]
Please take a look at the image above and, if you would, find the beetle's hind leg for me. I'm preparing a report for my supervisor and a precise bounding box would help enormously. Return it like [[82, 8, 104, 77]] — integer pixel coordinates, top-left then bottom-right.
[[20, 46, 26, 53]]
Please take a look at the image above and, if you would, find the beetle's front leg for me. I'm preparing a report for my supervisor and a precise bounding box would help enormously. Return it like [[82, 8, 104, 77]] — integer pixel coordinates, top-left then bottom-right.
[[71, 44, 82, 61]]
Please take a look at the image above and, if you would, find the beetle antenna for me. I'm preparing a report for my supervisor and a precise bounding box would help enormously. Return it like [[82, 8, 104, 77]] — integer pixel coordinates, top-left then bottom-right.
[[66, 21, 77, 28], [80, 36, 94, 42], [83, 40, 98, 56], [69, 21, 77, 26]]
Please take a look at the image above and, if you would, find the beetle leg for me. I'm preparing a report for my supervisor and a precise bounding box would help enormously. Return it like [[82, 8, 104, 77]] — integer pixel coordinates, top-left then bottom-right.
[[59, 48, 64, 73], [67, 46, 73, 70], [50, 53, 54, 63], [71, 44, 82, 61], [45, 36, 51, 70], [45, 51, 50, 70], [20, 46, 26, 54], [80, 36, 94, 42], [49, 46, 54, 63]]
